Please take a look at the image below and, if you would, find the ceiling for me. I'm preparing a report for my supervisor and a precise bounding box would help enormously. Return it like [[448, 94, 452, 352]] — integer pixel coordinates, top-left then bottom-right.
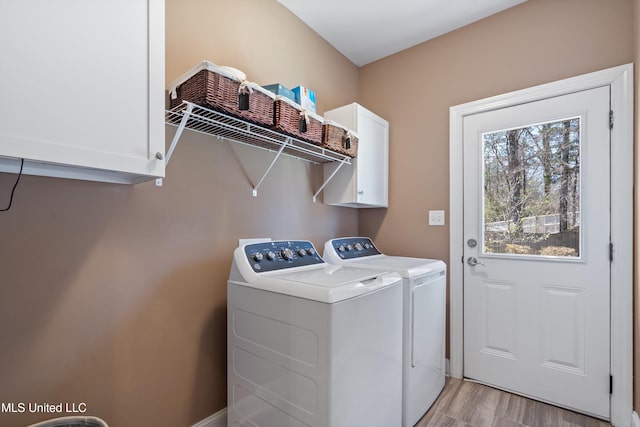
[[276, 0, 527, 67]]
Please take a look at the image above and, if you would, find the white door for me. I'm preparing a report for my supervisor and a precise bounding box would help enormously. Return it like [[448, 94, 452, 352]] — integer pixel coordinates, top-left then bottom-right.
[[463, 86, 610, 418]]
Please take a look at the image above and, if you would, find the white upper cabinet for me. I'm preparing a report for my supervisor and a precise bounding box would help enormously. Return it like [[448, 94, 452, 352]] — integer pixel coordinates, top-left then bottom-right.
[[323, 103, 389, 208], [0, 0, 165, 184]]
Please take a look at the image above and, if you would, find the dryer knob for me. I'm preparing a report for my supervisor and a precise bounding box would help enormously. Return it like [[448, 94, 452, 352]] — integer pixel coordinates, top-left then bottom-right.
[[297, 249, 306, 257], [281, 248, 294, 260], [354, 243, 364, 251], [266, 251, 276, 261], [252, 252, 264, 262], [338, 245, 346, 252], [306, 248, 316, 256], [346, 244, 353, 251]]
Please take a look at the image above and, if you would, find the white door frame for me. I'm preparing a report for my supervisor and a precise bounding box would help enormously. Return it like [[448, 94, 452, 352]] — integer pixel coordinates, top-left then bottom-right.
[[449, 63, 634, 426]]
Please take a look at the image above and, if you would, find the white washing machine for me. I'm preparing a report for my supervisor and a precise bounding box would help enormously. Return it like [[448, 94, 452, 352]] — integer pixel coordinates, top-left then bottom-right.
[[227, 239, 403, 427], [323, 237, 446, 427]]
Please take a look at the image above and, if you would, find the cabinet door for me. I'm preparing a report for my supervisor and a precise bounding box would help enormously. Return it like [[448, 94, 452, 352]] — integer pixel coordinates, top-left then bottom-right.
[[0, 0, 165, 184], [355, 107, 388, 207], [322, 103, 388, 208]]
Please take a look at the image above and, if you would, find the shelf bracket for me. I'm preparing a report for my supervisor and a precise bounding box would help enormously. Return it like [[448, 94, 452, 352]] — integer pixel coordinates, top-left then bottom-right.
[[156, 104, 193, 187], [252, 140, 288, 197], [312, 157, 349, 203], [166, 102, 194, 167]]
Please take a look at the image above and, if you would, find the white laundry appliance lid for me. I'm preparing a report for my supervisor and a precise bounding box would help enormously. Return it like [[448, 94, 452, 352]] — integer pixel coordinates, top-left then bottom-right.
[[229, 240, 402, 303], [346, 256, 445, 278], [323, 237, 446, 278]]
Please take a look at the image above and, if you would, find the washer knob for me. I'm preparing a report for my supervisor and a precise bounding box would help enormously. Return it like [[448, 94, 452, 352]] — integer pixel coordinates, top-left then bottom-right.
[[265, 251, 276, 261], [346, 244, 353, 251], [307, 248, 316, 256], [297, 248, 306, 257], [281, 248, 294, 260], [354, 242, 364, 251], [363, 243, 372, 249], [252, 252, 264, 262], [338, 245, 346, 252]]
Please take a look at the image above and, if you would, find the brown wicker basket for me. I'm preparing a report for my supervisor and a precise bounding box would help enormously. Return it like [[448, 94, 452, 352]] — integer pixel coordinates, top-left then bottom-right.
[[322, 121, 359, 157], [273, 95, 323, 145], [168, 62, 274, 127]]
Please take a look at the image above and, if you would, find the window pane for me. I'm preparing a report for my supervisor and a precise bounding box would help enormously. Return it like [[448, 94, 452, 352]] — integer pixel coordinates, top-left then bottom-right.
[[483, 118, 580, 257]]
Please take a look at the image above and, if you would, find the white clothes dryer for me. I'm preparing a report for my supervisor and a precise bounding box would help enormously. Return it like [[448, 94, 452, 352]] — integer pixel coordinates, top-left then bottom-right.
[[323, 237, 446, 427], [227, 239, 403, 427]]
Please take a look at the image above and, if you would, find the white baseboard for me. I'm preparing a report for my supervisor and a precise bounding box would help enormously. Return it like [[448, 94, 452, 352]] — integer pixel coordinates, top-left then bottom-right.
[[631, 411, 640, 427], [192, 407, 227, 427]]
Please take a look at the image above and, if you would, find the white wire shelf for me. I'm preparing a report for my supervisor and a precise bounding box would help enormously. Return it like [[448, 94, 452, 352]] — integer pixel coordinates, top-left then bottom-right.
[[164, 101, 351, 201], [165, 101, 352, 164]]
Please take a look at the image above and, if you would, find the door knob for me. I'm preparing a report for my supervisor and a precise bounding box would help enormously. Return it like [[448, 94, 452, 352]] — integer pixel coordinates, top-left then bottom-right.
[[467, 257, 486, 267]]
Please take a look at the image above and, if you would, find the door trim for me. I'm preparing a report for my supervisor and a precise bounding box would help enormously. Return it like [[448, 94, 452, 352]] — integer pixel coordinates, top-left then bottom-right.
[[449, 63, 633, 426]]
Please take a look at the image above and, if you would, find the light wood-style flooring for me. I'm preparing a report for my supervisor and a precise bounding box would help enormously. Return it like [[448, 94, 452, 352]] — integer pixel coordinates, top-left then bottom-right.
[[415, 378, 612, 427]]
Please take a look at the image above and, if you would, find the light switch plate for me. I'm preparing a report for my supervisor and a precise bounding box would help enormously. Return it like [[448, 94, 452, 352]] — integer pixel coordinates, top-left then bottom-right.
[[429, 210, 445, 226]]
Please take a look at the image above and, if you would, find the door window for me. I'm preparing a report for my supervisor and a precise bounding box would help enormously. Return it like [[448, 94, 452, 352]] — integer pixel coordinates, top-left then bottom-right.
[[482, 117, 581, 258]]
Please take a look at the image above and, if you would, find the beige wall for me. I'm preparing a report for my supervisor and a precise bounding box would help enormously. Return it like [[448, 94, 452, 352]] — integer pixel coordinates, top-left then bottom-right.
[[358, 0, 634, 358], [0, 1, 358, 426]]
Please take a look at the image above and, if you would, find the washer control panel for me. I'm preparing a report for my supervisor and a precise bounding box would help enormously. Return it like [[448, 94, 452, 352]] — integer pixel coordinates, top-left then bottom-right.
[[244, 240, 323, 272], [329, 237, 381, 260]]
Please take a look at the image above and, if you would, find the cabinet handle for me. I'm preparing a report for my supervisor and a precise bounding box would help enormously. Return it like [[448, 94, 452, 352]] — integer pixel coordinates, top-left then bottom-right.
[[155, 152, 164, 160], [358, 190, 364, 195]]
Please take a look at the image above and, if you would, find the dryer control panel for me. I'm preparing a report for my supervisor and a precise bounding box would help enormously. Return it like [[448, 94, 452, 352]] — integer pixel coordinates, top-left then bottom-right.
[[329, 237, 382, 260], [244, 240, 324, 273]]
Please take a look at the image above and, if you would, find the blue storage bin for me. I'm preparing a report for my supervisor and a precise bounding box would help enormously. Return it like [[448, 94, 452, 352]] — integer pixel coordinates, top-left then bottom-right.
[[262, 83, 296, 102]]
